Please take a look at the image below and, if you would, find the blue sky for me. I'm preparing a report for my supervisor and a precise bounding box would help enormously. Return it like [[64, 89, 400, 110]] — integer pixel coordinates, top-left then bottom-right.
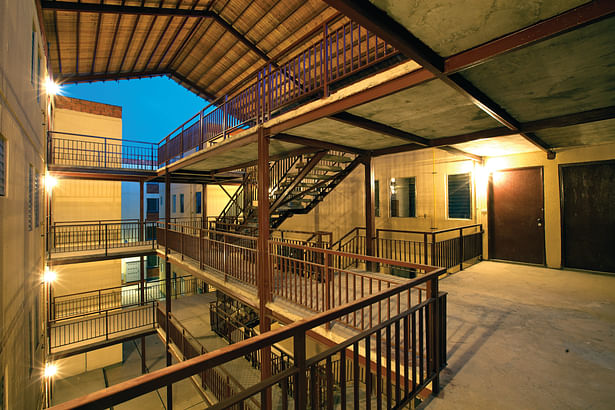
[[61, 76, 207, 144]]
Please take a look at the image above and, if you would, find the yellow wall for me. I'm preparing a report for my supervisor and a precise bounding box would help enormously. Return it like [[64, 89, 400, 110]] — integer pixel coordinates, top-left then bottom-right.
[[480, 141, 615, 268], [50, 104, 124, 377], [0, 1, 49, 407]]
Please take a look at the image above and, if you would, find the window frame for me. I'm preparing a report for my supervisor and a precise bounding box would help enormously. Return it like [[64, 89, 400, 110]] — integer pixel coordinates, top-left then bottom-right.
[[172, 194, 176, 213], [447, 172, 472, 220], [146, 197, 159, 213], [195, 191, 202, 214], [180, 193, 184, 214], [389, 177, 416, 218]]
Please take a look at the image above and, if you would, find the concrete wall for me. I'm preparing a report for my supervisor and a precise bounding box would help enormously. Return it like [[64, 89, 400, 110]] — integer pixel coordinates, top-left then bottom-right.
[[168, 183, 239, 219], [0, 0, 49, 408], [51, 100, 124, 378]]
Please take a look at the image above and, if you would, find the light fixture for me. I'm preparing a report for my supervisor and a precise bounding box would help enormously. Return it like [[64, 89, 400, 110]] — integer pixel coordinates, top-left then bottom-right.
[[44, 173, 58, 192], [45, 77, 61, 96], [43, 266, 56, 283], [44, 363, 57, 378]]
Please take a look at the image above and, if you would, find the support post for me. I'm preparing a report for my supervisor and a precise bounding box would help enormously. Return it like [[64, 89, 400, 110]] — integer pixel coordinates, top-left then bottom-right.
[[139, 180, 144, 241], [164, 170, 173, 409], [140, 255, 146, 374], [201, 184, 207, 228], [459, 228, 464, 271], [257, 126, 272, 409], [363, 154, 375, 271], [427, 276, 440, 394]]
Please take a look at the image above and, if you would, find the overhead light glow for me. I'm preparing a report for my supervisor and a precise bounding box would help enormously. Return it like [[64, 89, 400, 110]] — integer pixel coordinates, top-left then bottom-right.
[[44, 363, 57, 378], [44, 174, 58, 192], [45, 77, 62, 96], [43, 267, 56, 283]]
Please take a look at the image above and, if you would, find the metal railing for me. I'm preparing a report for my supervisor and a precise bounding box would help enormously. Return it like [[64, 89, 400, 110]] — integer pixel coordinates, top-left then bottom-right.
[[48, 219, 157, 254], [333, 224, 484, 272], [52, 276, 208, 321], [48, 302, 157, 351], [157, 17, 400, 166], [49, 268, 446, 410], [48, 131, 157, 170], [158, 309, 260, 410]]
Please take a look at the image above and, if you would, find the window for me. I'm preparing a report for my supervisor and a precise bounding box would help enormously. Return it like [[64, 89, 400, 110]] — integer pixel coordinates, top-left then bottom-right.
[[34, 171, 39, 228], [36, 51, 41, 102], [146, 197, 159, 213], [180, 193, 184, 213], [0, 137, 5, 197], [374, 180, 380, 217], [146, 183, 159, 194], [172, 194, 176, 213], [27, 166, 33, 231], [390, 177, 416, 217], [195, 191, 202, 214], [448, 173, 471, 219], [31, 28, 35, 84]]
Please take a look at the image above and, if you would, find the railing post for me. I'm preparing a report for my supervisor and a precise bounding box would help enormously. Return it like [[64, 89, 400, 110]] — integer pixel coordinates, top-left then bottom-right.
[[427, 276, 440, 394], [199, 110, 204, 149], [223, 95, 228, 139], [323, 21, 329, 97], [459, 228, 464, 271], [104, 138, 107, 168], [180, 225, 184, 261], [325, 253, 331, 330], [105, 310, 109, 340], [98, 221, 102, 248], [180, 126, 184, 159], [294, 332, 307, 410], [105, 223, 108, 256], [98, 289, 102, 314], [423, 233, 428, 265], [431, 233, 436, 266]]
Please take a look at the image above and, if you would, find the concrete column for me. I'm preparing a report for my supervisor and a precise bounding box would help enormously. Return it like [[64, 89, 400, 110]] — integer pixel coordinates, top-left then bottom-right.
[[164, 171, 173, 409]]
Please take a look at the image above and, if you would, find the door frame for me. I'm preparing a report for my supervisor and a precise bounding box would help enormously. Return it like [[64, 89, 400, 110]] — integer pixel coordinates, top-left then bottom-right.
[[558, 159, 615, 271], [487, 165, 546, 266]]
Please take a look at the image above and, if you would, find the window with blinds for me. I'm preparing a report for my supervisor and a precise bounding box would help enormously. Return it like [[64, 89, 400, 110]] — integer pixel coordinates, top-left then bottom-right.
[[448, 173, 471, 219], [28, 165, 33, 231], [390, 177, 416, 217], [0, 137, 5, 197], [195, 191, 202, 214], [34, 171, 39, 228]]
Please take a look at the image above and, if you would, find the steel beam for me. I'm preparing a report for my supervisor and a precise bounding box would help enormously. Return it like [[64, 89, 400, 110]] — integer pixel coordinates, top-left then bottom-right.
[[256, 127, 272, 409], [41, 1, 209, 17], [330, 112, 429, 146], [274, 134, 368, 155]]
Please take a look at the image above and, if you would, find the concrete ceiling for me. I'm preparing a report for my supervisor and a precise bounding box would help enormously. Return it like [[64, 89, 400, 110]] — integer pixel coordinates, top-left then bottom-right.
[[534, 118, 615, 148], [452, 135, 541, 157], [347, 80, 502, 139], [369, 0, 588, 56], [461, 16, 615, 123]]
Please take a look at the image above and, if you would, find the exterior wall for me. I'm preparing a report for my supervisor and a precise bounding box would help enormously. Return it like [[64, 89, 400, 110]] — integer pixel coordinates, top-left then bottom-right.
[[281, 148, 480, 241], [481, 141, 615, 268], [50, 99, 124, 378], [168, 183, 239, 220], [0, 0, 49, 408], [282, 143, 615, 270]]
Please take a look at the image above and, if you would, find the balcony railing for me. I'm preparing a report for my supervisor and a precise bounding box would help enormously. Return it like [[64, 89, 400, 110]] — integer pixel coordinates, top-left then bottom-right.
[[333, 224, 484, 272], [157, 17, 401, 166], [51, 275, 207, 321], [48, 219, 157, 255], [49, 268, 446, 409], [48, 131, 158, 171]]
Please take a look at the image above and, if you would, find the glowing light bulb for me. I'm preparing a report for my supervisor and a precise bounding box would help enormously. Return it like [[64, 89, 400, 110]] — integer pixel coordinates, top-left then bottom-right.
[[45, 77, 61, 96], [43, 267, 56, 283], [44, 363, 57, 378]]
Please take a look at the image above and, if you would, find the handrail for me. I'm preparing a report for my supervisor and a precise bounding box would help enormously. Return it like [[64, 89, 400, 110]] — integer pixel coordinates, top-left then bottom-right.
[[376, 223, 483, 236], [49, 131, 157, 147], [53, 275, 191, 300], [48, 267, 444, 409]]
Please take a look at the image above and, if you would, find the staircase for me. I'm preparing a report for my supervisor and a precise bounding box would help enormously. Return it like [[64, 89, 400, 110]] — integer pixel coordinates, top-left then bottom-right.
[[216, 150, 360, 231]]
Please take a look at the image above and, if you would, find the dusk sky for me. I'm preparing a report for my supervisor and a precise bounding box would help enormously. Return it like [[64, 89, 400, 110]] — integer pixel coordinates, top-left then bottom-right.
[[62, 76, 208, 144]]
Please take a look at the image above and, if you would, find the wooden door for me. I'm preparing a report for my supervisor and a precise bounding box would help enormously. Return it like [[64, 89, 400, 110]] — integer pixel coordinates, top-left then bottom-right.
[[488, 167, 545, 264], [560, 161, 615, 273]]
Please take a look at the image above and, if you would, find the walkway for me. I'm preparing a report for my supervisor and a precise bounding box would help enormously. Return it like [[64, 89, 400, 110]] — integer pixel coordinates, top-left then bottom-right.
[[421, 261, 615, 410]]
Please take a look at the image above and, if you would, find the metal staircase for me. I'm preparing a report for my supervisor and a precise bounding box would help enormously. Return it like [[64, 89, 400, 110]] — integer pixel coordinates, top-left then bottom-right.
[[216, 150, 361, 230]]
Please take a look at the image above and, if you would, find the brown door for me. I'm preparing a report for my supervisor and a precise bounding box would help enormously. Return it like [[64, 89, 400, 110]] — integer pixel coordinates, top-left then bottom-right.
[[488, 167, 545, 264], [561, 161, 615, 273]]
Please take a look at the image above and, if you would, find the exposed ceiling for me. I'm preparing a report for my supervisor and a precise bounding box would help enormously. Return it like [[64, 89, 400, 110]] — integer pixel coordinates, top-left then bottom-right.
[[41, 0, 615, 173]]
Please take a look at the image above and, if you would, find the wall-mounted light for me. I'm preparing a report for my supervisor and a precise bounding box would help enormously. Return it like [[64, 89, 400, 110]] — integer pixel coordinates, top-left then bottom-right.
[[43, 266, 56, 283], [44, 363, 57, 378], [44, 173, 58, 192], [45, 77, 62, 96]]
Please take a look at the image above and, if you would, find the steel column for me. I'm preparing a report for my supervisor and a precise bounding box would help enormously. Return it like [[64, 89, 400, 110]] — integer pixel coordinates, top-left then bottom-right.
[[363, 154, 376, 271], [139, 180, 144, 241], [164, 170, 173, 409], [140, 255, 146, 374], [257, 126, 272, 409]]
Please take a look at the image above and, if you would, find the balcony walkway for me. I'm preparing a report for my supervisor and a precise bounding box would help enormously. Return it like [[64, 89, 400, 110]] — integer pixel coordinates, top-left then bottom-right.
[[420, 261, 615, 410], [48, 244, 157, 265]]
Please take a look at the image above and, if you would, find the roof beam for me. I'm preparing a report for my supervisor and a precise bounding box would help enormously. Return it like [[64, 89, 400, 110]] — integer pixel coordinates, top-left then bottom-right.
[[169, 71, 216, 101], [58, 71, 170, 84], [322, 0, 562, 158], [330, 112, 429, 147], [42, 1, 275, 65], [438, 146, 483, 162]]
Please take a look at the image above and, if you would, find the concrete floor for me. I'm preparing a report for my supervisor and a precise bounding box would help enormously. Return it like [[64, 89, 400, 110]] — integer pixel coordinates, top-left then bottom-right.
[[421, 261, 615, 410]]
